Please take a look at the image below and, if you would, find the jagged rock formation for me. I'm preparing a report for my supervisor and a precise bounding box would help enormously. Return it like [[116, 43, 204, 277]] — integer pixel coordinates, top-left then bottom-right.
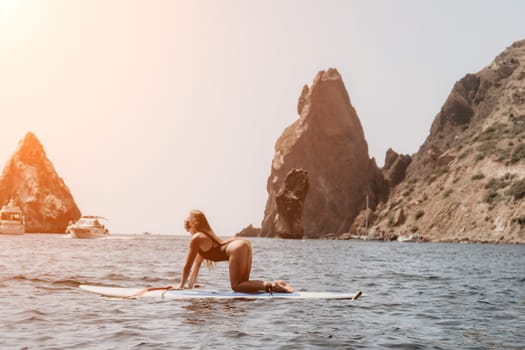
[[236, 224, 261, 237], [273, 168, 309, 239], [261, 68, 389, 238], [369, 40, 525, 243], [382, 149, 412, 187], [0, 132, 81, 233]]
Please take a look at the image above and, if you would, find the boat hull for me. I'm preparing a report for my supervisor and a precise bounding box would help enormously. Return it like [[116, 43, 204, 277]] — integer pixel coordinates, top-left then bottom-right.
[[69, 228, 108, 239], [397, 234, 423, 242], [0, 222, 25, 235]]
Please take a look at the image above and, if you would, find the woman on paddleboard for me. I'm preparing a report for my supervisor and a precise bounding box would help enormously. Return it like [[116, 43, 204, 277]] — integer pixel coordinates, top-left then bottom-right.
[[177, 209, 294, 293]]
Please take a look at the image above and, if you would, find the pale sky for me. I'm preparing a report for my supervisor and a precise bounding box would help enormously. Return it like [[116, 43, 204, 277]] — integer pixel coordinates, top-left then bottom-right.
[[0, 0, 523, 234]]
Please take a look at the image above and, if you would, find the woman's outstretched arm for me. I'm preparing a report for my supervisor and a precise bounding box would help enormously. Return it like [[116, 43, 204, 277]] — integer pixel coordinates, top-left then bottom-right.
[[188, 254, 203, 288], [177, 236, 200, 289]]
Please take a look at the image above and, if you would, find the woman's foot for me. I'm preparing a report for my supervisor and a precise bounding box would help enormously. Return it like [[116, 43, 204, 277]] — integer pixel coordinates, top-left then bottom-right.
[[272, 280, 294, 293]]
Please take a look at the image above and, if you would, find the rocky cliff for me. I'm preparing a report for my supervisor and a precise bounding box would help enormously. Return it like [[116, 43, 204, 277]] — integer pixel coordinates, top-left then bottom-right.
[[0, 132, 81, 233], [369, 40, 525, 243], [261, 69, 389, 238]]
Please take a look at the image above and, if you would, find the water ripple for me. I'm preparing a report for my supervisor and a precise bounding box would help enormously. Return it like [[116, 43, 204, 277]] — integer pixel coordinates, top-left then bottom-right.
[[0, 235, 523, 349]]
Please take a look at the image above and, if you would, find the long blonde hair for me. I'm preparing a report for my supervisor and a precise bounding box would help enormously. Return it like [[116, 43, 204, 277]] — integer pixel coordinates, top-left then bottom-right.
[[188, 209, 223, 270]]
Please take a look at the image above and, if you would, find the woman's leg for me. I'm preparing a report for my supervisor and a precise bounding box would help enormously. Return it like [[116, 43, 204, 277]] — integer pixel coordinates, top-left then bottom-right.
[[227, 240, 262, 292], [227, 240, 294, 293]]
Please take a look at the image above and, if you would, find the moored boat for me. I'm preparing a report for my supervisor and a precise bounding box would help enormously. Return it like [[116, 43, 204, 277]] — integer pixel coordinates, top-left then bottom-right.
[[67, 216, 109, 239], [0, 199, 25, 235], [397, 233, 423, 243]]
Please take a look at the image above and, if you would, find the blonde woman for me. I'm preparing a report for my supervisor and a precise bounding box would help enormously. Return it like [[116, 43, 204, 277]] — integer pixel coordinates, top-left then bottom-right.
[[177, 209, 294, 293]]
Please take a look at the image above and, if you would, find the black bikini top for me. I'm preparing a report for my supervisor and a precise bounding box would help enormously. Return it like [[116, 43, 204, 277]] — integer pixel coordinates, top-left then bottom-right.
[[198, 231, 229, 262]]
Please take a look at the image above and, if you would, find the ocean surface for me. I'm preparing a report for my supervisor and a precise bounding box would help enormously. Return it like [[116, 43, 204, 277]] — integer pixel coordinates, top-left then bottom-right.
[[1, 234, 524, 350]]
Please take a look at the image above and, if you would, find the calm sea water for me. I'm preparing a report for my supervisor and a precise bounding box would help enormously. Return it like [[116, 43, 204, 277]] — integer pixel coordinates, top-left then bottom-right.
[[0, 234, 524, 349]]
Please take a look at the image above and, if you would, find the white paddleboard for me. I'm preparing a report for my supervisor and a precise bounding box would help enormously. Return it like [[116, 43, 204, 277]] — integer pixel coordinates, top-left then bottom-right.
[[79, 284, 364, 300]]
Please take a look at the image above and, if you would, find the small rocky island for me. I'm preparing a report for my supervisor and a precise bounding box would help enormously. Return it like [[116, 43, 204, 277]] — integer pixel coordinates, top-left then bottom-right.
[[0, 132, 81, 233]]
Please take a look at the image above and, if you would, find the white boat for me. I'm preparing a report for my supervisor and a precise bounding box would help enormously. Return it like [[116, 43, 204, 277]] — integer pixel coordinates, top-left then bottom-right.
[[397, 234, 423, 243], [0, 199, 25, 235], [67, 216, 109, 239]]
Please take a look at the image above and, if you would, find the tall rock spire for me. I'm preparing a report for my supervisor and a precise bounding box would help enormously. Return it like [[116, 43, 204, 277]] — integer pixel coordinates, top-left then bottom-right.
[[262, 69, 388, 238], [0, 132, 81, 232]]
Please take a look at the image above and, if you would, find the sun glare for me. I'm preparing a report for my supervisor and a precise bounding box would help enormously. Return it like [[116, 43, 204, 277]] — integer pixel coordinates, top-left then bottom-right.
[[0, 0, 16, 10], [0, 0, 21, 24], [0, 0, 43, 44]]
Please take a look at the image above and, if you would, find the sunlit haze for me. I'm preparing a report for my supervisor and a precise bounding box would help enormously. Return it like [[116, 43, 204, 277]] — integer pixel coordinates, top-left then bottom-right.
[[0, 0, 523, 234]]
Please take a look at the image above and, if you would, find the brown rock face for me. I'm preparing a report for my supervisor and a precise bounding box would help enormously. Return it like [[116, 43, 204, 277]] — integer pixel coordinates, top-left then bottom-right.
[[370, 39, 525, 244], [273, 168, 309, 239], [383, 148, 412, 187], [262, 68, 388, 238], [0, 132, 81, 233]]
